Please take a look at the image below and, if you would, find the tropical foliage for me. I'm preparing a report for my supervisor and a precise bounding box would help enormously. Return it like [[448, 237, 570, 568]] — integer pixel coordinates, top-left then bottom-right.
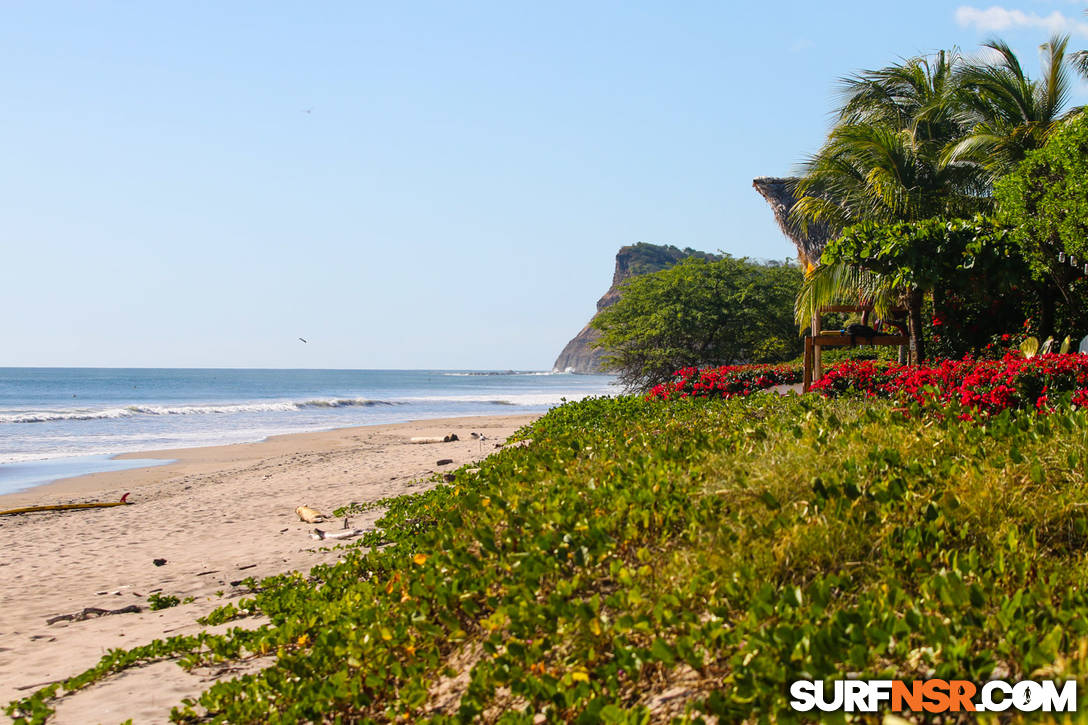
[[948, 37, 1080, 180], [802, 217, 1029, 361], [790, 35, 1087, 358], [791, 50, 988, 234], [995, 114, 1088, 281]]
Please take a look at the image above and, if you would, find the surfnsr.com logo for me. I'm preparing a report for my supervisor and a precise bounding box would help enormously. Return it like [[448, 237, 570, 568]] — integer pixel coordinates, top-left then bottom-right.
[[790, 679, 1077, 713]]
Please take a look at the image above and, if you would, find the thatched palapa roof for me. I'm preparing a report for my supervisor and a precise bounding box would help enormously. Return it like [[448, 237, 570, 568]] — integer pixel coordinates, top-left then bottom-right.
[[752, 176, 834, 266]]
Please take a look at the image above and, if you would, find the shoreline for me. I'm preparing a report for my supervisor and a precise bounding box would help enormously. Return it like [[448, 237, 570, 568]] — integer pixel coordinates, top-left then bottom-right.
[[0, 412, 536, 722], [0, 412, 533, 508]]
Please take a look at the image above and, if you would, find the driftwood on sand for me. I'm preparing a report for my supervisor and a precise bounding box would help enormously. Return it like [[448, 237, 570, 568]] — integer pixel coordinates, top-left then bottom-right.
[[0, 493, 132, 517], [46, 605, 141, 625], [410, 434, 459, 444], [310, 528, 366, 541]]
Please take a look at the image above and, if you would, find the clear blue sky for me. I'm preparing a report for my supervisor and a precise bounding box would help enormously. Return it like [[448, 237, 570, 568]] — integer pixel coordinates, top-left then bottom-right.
[[3, 1, 1086, 369]]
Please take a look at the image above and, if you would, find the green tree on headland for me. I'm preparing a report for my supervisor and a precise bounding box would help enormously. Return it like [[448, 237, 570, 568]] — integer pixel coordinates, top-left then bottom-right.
[[591, 257, 802, 390]]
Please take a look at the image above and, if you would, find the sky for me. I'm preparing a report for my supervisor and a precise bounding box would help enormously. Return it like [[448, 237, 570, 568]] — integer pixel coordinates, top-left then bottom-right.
[[3, 1, 1087, 369]]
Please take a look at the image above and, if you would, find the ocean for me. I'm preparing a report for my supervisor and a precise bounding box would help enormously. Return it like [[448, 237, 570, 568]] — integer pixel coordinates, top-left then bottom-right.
[[0, 368, 618, 495]]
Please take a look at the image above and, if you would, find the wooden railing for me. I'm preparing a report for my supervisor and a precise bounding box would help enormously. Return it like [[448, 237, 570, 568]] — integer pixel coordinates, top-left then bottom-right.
[[803, 306, 909, 392]]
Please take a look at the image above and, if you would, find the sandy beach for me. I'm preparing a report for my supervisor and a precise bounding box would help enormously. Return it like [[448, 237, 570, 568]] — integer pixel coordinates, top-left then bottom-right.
[[0, 413, 535, 724]]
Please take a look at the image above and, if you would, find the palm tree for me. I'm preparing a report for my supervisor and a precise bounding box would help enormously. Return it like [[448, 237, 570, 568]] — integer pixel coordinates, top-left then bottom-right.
[[791, 122, 988, 230], [837, 49, 964, 145], [945, 36, 1078, 180], [789, 51, 989, 361], [793, 50, 989, 229], [948, 36, 1083, 335]]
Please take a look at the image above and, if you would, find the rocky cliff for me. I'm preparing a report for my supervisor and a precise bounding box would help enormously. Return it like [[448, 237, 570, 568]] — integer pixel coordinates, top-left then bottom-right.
[[553, 243, 720, 373]]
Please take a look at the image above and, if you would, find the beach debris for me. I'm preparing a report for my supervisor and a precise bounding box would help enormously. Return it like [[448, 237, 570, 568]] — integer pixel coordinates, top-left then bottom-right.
[[0, 492, 132, 516], [443, 473, 456, 482], [237, 563, 257, 571], [410, 433, 459, 444], [295, 505, 327, 523], [197, 570, 219, 576], [436, 458, 454, 466], [310, 527, 366, 541], [46, 605, 141, 625], [153, 558, 167, 567]]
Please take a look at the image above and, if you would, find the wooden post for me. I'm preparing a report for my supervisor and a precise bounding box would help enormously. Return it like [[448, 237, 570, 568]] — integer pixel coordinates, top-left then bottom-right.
[[811, 310, 823, 384], [803, 336, 814, 392]]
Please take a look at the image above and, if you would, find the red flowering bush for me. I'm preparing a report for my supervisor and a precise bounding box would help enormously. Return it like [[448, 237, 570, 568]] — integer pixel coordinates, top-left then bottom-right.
[[646, 363, 802, 401], [812, 353, 1088, 417]]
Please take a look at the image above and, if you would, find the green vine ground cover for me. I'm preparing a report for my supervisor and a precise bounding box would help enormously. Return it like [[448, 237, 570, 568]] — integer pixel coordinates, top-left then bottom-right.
[[8, 395, 1088, 723]]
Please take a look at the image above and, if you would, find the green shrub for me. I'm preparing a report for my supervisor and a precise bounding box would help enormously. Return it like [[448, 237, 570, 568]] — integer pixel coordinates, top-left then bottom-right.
[[147, 593, 182, 611]]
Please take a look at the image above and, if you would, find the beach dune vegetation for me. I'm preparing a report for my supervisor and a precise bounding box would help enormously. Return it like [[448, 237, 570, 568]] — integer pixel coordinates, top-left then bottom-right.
[[9, 394, 1088, 722]]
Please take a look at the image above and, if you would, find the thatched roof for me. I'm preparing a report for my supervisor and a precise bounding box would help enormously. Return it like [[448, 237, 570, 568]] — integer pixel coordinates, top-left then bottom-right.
[[752, 176, 834, 265]]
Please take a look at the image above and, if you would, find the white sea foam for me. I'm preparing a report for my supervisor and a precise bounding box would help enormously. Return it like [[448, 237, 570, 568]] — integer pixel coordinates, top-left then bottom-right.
[[397, 392, 597, 406], [0, 391, 615, 425], [0, 426, 320, 463], [0, 398, 397, 424], [442, 371, 572, 377]]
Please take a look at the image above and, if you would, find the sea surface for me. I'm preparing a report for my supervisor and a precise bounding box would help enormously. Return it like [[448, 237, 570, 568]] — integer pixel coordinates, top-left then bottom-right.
[[0, 368, 618, 495]]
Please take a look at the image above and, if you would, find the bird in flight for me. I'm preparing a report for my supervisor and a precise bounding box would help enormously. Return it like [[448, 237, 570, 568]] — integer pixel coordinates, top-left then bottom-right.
[[298, 337, 308, 343], [302, 107, 313, 114]]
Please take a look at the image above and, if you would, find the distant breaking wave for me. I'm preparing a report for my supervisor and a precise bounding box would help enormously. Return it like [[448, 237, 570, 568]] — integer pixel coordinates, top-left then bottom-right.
[[0, 398, 398, 424], [398, 392, 592, 406], [442, 371, 570, 377]]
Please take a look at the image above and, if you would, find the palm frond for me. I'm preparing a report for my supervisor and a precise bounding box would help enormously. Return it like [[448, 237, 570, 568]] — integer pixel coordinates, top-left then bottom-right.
[[795, 262, 901, 331]]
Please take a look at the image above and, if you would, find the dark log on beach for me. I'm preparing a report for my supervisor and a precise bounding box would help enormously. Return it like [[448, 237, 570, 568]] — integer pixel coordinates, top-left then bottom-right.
[[0, 492, 132, 517], [46, 605, 141, 625]]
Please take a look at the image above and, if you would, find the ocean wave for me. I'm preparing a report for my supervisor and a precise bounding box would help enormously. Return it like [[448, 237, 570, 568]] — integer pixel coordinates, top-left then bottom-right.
[[0, 398, 398, 424], [442, 370, 570, 377], [397, 392, 593, 406]]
